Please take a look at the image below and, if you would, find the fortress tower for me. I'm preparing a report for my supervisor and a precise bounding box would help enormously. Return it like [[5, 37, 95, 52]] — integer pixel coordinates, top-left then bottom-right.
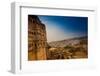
[[28, 15, 47, 60]]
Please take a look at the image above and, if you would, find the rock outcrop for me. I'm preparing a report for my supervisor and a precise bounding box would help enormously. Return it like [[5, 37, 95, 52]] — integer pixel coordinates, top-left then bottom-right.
[[28, 15, 47, 60]]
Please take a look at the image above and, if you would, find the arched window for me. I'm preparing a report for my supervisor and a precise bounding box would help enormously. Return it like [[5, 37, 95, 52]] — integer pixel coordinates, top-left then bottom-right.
[[35, 43, 37, 48], [34, 32, 36, 35]]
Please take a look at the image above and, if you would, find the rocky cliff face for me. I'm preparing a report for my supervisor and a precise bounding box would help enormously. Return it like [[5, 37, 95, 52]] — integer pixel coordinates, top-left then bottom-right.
[[28, 15, 47, 60]]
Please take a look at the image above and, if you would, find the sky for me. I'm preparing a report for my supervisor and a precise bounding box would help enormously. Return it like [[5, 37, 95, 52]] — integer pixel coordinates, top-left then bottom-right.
[[38, 15, 88, 42]]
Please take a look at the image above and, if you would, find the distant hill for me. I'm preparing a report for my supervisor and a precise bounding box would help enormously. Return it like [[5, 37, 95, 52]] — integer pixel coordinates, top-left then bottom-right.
[[48, 36, 87, 47]]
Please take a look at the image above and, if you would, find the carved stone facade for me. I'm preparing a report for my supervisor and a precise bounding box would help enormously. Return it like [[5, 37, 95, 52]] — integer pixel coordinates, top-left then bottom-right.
[[28, 15, 47, 60]]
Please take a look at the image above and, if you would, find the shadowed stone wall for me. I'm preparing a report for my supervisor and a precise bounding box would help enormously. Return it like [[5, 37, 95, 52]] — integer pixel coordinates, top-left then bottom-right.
[[28, 15, 47, 60]]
